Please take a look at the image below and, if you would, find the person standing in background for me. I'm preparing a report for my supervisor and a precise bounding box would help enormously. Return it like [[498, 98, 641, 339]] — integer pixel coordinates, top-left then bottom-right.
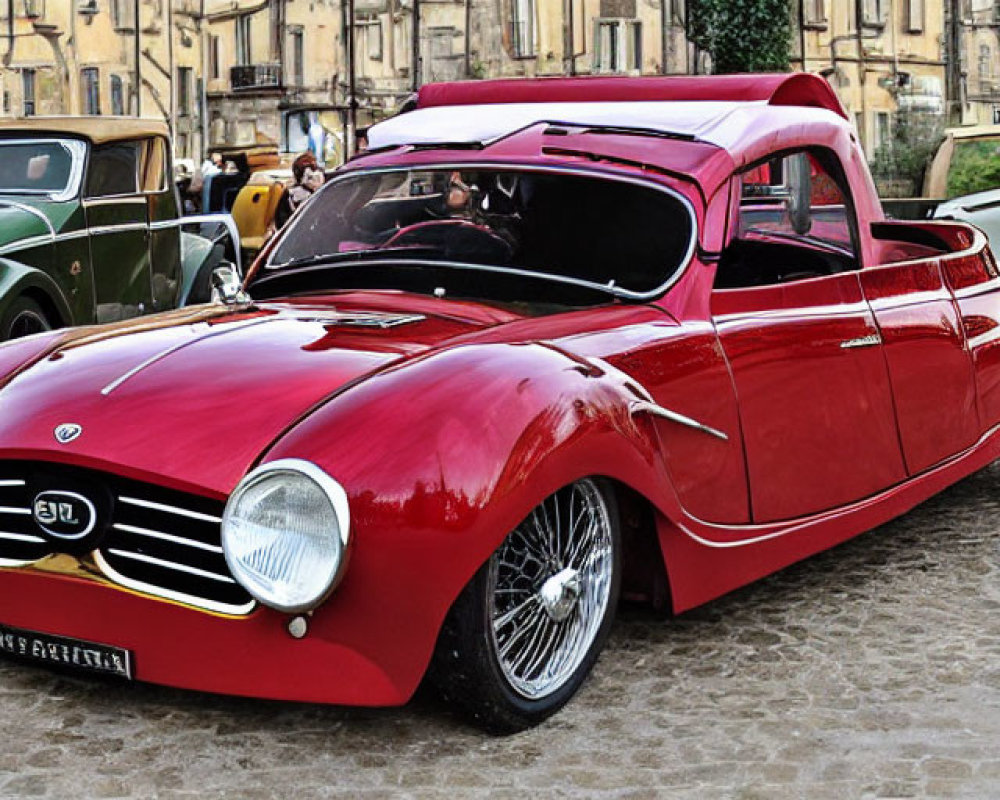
[[274, 153, 326, 230]]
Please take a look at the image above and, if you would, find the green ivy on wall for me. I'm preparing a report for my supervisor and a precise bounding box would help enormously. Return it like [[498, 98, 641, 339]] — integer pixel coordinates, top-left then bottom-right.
[[688, 0, 791, 73]]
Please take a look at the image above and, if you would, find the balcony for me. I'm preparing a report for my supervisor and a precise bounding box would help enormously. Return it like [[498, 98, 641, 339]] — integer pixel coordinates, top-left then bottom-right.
[[230, 64, 283, 92]]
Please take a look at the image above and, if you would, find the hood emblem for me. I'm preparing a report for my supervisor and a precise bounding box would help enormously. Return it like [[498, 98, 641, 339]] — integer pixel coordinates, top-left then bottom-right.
[[54, 423, 82, 444]]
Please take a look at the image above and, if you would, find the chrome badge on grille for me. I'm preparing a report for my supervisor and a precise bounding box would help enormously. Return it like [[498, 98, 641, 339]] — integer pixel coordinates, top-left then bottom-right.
[[32, 491, 97, 540], [53, 423, 82, 444]]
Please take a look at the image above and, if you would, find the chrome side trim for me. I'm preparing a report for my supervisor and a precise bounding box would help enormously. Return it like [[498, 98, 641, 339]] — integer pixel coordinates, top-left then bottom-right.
[[630, 400, 729, 441], [93, 550, 256, 616], [112, 522, 224, 554], [82, 197, 147, 208], [713, 300, 873, 325], [105, 547, 235, 583], [840, 333, 882, 349], [952, 276, 1000, 300], [88, 223, 149, 236], [100, 317, 271, 395], [0, 480, 26, 487], [0, 531, 44, 543], [0, 506, 31, 516], [117, 495, 222, 524], [0, 234, 54, 257]]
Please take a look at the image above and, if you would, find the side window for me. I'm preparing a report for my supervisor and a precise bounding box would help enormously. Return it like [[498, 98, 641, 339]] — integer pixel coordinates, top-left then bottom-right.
[[85, 141, 139, 198], [140, 137, 167, 193], [715, 148, 860, 289]]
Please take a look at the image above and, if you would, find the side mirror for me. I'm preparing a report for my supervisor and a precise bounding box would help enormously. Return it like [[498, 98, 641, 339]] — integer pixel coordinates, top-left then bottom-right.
[[211, 264, 247, 305], [786, 153, 813, 236]]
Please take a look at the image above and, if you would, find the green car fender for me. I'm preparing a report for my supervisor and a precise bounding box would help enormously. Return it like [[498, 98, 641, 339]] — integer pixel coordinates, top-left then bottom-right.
[[178, 215, 243, 307], [0, 258, 73, 329], [178, 231, 223, 306]]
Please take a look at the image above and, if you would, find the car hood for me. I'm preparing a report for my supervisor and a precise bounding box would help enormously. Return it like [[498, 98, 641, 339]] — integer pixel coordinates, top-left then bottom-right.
[[0, 202, 52, 252], [0, 301, 505, 496]]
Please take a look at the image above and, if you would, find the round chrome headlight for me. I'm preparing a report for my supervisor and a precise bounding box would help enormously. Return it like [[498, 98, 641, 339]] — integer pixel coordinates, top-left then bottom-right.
[[222, 459, 350, 613]]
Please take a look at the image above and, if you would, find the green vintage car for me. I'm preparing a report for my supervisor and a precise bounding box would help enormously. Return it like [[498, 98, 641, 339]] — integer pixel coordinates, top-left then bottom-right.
[[0, 117, 235, 338]]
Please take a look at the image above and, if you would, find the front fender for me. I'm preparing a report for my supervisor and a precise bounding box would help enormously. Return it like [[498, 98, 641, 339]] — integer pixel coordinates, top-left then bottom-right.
[[263, 342, 678, 701], [177, 231, 220, 306], [0, 258, 73, 327]]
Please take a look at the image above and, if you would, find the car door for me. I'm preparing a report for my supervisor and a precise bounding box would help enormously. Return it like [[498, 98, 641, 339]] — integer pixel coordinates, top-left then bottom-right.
[[859, 234, 979, 475], [142, 136, 183, 312], [711, 149, 907, 523], [83, 140, 153, 323]]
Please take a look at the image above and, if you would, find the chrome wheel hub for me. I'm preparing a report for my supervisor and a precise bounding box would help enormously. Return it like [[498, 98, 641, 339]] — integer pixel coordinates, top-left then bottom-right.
[[488, 479, 614, 700], [539, 567, 580, 622]]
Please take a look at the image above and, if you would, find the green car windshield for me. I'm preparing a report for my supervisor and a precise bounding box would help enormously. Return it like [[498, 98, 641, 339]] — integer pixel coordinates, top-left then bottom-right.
[[0, 139, 83, 196], [947, 136, 1000, 199]]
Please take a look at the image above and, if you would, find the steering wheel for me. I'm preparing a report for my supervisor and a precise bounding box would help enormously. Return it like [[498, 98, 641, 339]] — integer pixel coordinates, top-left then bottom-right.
[[379, 219, 513, 263]]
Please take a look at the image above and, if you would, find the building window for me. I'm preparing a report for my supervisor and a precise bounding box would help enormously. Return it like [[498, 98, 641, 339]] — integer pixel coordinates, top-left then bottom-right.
[[290, 26, 305, 84], [511, 0, 535, 58], [209, 35, 220, 80], [803, 0, 826, 26], [904, 0, 923, 31], [593, 19, 641, 74], [876, 112, 890, 149], [177, 67, 192, 116], [269, 0, 281, 61], [81, 67, 100, 115], [979, 45, 992, 82], [110, 75, 124, 115], [365, 21, 382, 61], [862, 0, 886, 26], [22, 69, 35, 116], [23, 0, 44, 18], [235, 14, 252, 66], [3, 91, 10, 115], [993, 105, 1000, 124], [110, 0, 135, 29]]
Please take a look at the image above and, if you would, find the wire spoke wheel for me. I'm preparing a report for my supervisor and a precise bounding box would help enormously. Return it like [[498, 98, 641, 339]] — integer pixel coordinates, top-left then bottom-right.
[[430, 477, 620, 732], [488, 478, 615, 700]]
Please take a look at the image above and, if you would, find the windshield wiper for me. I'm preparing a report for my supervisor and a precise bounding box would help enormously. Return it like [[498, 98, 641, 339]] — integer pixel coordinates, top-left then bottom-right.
[[272, 246, 444, 270]]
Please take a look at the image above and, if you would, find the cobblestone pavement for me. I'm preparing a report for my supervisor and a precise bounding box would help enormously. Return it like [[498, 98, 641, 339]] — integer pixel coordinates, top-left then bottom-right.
[[2, 464, 1000, 800]]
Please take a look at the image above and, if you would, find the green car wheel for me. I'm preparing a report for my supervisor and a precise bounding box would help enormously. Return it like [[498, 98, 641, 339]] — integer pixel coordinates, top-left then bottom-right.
[[2, 297, 52, 341]]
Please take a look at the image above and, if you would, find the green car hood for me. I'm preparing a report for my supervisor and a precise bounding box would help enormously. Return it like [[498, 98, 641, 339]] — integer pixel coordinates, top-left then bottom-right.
[[0, 201, 53, 252]]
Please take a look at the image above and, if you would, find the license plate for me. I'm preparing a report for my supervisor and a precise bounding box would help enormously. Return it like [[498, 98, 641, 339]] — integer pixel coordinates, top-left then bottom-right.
[[0, 624, 132, 679]]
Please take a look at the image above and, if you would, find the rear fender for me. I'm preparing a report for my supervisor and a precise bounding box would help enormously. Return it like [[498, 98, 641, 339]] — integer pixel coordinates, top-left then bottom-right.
[[263, 341, 680, 700]]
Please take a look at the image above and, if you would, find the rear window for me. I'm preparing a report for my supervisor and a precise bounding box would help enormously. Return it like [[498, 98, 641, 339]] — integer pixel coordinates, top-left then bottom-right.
[[268, 167, 695, 295], [947, 137, 1000, 198]]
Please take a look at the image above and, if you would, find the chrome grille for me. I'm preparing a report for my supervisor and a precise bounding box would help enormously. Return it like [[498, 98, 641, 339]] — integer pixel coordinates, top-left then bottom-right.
[[0, 478, 48, 566], [0, 462, 254, 615]]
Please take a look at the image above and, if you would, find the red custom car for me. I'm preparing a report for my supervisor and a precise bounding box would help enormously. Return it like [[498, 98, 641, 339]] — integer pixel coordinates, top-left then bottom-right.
[[0, 74, 998, 732]]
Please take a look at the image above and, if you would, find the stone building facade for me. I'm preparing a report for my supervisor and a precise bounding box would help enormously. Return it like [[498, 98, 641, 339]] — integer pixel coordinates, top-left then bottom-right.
[[791, 0, 948, 153], [0, 0, 206, 159], [1, 0, 996, 166]]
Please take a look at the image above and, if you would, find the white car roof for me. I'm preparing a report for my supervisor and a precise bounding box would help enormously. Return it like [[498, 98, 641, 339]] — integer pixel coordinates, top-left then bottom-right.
[[367, 101, 849, 153]]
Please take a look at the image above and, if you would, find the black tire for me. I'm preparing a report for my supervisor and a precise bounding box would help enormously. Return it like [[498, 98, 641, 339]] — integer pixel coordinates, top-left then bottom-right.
[[429, 478, 621, 734], [1, 296, 52, 341]]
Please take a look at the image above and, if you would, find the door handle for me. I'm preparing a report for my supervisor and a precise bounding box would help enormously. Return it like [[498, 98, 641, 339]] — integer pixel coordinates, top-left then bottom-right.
[[840, 333, 882, 349]]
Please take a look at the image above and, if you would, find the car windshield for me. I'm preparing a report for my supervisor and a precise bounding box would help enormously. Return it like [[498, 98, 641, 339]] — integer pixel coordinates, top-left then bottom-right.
[[0, 139, 82, 196], [947, 136, 1000, 199], [266, 167, 695, 296]]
